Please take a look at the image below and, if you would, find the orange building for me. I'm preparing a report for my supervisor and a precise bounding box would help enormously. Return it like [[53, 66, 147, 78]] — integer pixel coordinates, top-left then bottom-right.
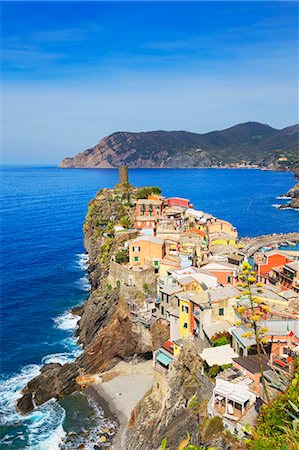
[[129, 235, 165, 271], [135, 199, 163, 218], [254, 250, 292, 284], [198, 262, 238, 286]]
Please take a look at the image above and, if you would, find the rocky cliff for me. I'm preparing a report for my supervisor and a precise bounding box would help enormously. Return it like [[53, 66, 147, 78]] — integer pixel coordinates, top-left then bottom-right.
[[279, 169, 299, 210], [59, 122, 299, 170], [127, 341, 245, 450], [16, 185, 169, 415]]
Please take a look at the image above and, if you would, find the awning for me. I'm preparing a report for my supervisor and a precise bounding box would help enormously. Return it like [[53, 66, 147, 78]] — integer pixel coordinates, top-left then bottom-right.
[[156, 351, 173, 367]]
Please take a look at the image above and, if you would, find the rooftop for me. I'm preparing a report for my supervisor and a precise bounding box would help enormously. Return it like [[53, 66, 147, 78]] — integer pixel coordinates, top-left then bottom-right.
[[200, 344, 238, 366], [136, 199, 163, 205], [227, 253, 245, 262], [230, 326, 256, 347], [203, 320, 232, 340], [130, 235, 164, 245], [284, 261, 299, 272], [199, 262, 237, 271], [233, 354, 269, 374], [134, 216, 157, 221], [160, 285, 183, 296]]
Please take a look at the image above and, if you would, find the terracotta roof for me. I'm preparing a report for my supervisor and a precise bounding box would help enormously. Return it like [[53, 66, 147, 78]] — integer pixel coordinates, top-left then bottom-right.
[[161, 340, 174, 354]]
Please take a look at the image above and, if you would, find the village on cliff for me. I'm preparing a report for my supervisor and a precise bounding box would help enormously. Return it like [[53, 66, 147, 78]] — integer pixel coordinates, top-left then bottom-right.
[[83, 167, 299, 444]]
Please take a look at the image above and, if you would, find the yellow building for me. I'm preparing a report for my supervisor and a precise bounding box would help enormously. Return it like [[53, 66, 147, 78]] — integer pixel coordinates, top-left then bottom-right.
[[179, 297, 191, 338], [173, 341, 181, 357], [210, 237, 237, 247]]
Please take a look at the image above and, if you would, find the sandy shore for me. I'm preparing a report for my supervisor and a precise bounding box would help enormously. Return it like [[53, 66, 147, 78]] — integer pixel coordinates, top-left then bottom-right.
[[88, 360, 153, 449]]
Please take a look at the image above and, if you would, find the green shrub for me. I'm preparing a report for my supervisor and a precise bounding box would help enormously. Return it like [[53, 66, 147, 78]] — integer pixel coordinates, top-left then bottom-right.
[[208, 364, 220, 378], [212, 336, 229, 347], [115, 249, 128, 264], [203, 416, 223, 439], [248, 370, 299, 449], [135, 186, 161, 199]]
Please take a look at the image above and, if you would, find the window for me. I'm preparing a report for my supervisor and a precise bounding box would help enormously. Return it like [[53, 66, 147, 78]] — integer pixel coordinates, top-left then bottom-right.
[[134, 256, 139, 262], [183, 322, 188, 329], [133, 246, 140, 252], [227, 276, 232, 283], [154, 261, 159, 266], [182, 305, 189, 313], [219, 308, 224, 316], [161, 305, 164, 315]]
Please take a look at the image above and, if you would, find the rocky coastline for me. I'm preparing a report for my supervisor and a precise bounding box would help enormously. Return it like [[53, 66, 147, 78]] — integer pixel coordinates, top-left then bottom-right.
[[16, 185, 170, 448], [279, 169, 299, 210]]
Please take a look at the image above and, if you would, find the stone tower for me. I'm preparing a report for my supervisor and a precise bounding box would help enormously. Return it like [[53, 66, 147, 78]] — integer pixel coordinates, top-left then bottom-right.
[[118, 166, 129, 185]]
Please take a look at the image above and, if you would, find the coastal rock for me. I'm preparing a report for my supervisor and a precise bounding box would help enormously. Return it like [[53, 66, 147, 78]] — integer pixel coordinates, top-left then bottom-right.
[[17, 362, 80, 414], [279, 169, 299, 210]]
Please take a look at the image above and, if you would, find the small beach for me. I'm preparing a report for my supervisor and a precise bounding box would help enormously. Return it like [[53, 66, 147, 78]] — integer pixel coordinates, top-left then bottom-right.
[[89, 360, 154, 449]]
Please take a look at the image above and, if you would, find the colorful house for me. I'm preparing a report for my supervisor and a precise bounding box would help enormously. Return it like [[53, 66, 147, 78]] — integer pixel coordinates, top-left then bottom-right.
[[198, 262, 238, 286], [134, 216, 157, 235], [254, 250, 291, 284], [129, 235, 165, 271], [135, 198, 163, 217], [167, 197, 191, 208], [271, 261, 299, 292]]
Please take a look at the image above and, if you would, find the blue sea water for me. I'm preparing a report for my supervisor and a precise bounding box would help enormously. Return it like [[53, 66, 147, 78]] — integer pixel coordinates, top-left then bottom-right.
[[0, 167, 298, 449]]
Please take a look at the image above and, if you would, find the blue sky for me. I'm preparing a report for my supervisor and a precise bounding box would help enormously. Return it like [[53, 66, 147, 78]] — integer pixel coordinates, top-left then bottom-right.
[[1, 1, 298, 164]]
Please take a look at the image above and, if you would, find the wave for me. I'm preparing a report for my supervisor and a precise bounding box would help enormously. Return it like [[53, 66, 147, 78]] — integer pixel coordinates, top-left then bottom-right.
[[0, 365, 66, 450], [53, 311, 80, 331], [41, 351, 77, 366], [272, 204, 281, 209], [76, 275, 90, 292], [76, 252, 89, 271], [0, 364, 41, 425], [276, 196, 292, 200]]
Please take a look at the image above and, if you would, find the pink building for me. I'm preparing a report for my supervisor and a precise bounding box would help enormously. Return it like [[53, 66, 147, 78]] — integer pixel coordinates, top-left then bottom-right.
[[167, 197, 191, 208]]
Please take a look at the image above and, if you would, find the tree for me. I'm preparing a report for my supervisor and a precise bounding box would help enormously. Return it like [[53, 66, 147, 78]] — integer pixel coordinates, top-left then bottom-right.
[[106, 221, 115, 237], [236, 262, 270, 403], [120, 216, 133, 229], [135, 186, 162, 199], [115, 249, 128, 264]]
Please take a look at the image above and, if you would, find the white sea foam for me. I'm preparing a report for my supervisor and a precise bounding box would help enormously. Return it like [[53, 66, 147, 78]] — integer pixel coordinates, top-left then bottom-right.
[[41, 352, 76, 365], [272, 204, 281, 209], [53, 311, 80, 331], [276, 196, 292, 200], [76, 252, 89, 271], [27, 400, 66, 450], [77, 275, 91, 292], [0, 364, 41, 425]]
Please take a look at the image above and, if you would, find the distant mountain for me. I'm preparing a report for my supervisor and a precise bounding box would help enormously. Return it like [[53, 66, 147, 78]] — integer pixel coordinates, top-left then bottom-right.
[[59, 122, 299, 170]]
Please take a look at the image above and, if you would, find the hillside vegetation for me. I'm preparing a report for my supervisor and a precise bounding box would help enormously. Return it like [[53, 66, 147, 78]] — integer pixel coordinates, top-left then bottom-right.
[[59, 122, 299, 170]]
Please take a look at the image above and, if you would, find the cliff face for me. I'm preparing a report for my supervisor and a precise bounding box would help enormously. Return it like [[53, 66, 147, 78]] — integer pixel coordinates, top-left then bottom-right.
[[16, 186, 169, 415], [59, 122, 299, 169], [127, 342, 244, 450], [280, 169, 299, 210]]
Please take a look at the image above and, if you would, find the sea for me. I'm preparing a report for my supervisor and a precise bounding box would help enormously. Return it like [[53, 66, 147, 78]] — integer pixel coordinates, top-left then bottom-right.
[[0, 167, 298, 449]]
